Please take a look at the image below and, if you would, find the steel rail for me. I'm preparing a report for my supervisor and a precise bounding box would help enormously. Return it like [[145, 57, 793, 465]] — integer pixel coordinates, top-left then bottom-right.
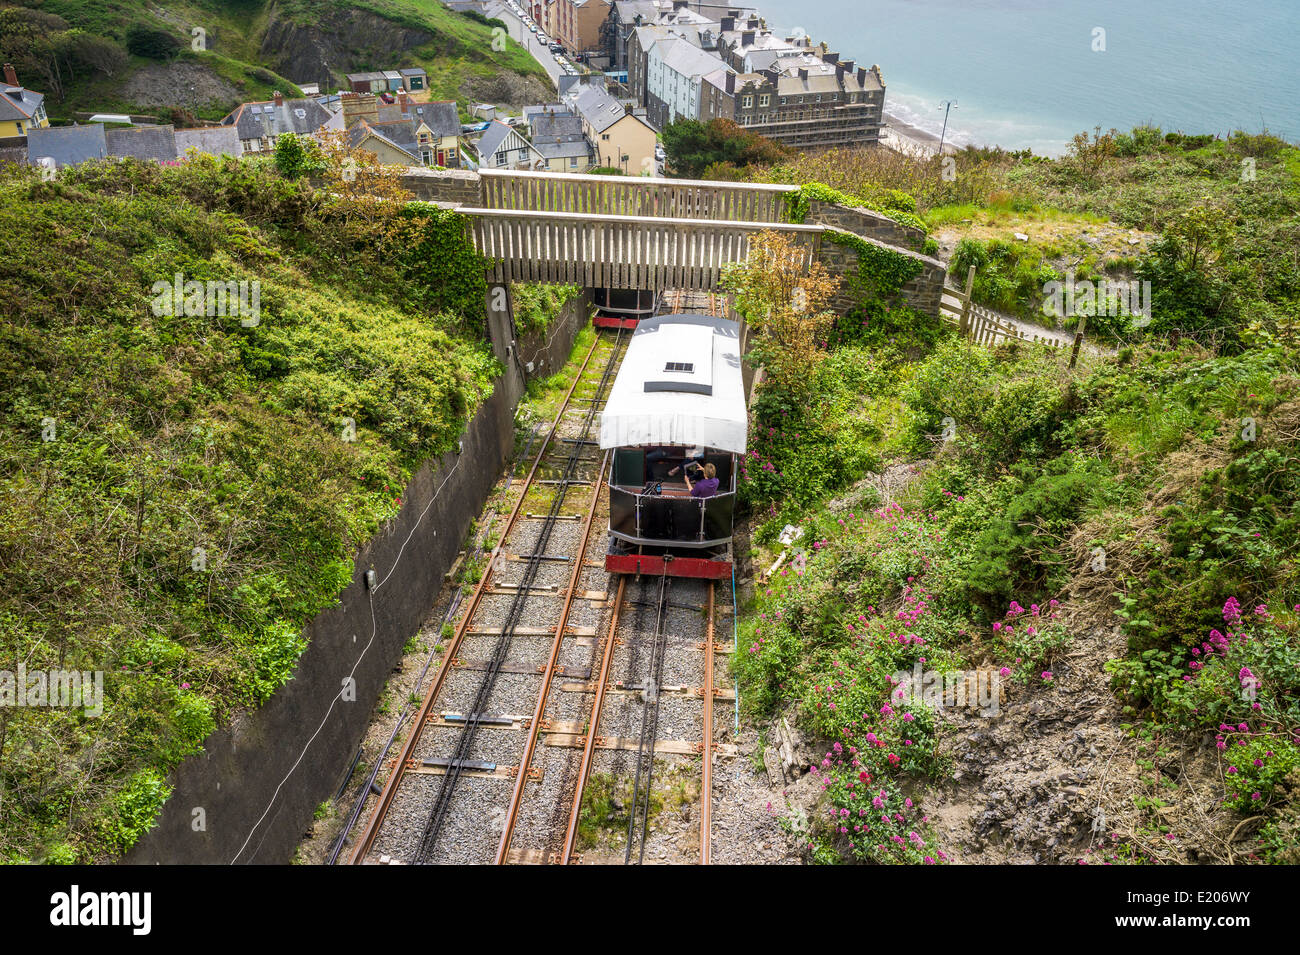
[[559, 575, 625, 864], [625, 568, 672, 865], [415, 329, 625, 861], [346, 331, 603, 864], [700, 582, 715, 865], [494, 447, 611, 864]]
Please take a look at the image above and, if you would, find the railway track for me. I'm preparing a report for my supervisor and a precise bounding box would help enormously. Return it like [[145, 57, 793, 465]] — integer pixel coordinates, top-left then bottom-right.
[[345, 289, 736, 865]]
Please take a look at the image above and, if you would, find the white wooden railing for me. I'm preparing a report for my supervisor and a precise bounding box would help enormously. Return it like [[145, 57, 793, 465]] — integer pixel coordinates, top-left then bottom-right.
[[462, 207, 823, 290], [478, 169, 798, 223]]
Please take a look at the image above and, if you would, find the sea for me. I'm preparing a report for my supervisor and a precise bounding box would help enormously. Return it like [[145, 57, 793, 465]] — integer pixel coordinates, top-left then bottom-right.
[[756, 0, 1300, 155]]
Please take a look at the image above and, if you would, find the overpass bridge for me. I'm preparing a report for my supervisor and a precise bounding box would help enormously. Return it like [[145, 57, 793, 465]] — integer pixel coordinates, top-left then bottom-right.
[[462, 170, 822, 291], [404, 168, 944, 304]]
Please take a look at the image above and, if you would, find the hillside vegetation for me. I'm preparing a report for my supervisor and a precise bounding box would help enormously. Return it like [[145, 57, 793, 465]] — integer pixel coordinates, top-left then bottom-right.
[[727, 129, 1300, 864], [0, 142, 496, 861], [2, 0, 549, 121]]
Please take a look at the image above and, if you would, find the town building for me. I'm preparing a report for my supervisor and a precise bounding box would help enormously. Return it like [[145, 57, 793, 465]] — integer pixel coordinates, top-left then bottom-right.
[[340, 92, 462, 166], [221, 92, 341, 154], [0, 64, 48, 137], [551, 0, 613, 57], [642, 32, 729, 128], [565, 78, 657, 174], [524, 104, 594, 172], [475, 120, 545, 170], [174, 126, 243, 158], [733, 51, 885, 150]]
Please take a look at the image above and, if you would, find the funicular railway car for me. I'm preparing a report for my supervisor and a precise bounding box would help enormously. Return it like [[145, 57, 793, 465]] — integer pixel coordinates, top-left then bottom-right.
[[592, 288, 659, 329], [599, 313, 746, 579]]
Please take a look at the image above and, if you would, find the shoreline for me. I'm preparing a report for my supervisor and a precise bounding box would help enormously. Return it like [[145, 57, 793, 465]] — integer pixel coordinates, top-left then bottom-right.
[[880, 110, 962, 157]]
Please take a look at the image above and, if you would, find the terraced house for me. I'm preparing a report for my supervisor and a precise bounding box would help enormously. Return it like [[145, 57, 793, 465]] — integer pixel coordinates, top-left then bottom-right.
[[342, 92, 462, 167], [733, 50, 885, 150]]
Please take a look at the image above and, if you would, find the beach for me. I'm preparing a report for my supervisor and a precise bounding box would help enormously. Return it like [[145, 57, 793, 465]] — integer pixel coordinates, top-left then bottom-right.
[[880, 111, 960, 157]]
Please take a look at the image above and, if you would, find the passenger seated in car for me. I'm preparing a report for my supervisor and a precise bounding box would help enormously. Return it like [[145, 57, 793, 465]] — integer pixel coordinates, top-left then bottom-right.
[[684, 462, 719, 498]]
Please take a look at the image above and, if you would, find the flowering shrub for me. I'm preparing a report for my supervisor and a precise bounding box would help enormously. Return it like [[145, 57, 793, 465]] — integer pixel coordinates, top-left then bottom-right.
[[991, 599, 1069, 682], [803, 744, 944, 864]]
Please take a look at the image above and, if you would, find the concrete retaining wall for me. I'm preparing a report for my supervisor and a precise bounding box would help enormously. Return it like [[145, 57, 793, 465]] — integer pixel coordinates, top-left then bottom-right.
[[127, 292, 590, 865]]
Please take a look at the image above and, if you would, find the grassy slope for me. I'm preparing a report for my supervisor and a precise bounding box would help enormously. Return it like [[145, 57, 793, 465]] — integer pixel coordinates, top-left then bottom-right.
[[0, 155, 496, 862]]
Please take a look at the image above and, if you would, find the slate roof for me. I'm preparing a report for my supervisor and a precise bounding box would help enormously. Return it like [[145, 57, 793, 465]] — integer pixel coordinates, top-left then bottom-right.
[[105, 124, 177, 162], [654, 36, 728, 79], [528, 107, 590, 161], [0, 85, 44, 124], [222, 97, 334, 140], [26, 124, 108, 167], [417, 100, 462, 137], [567, 83, 634, 134], [475, 120, 517, 160], [174, 126, 242, 157], [365, 118, 421, 154], [399, 68, 427, 77], [347, 120, 419, 162]]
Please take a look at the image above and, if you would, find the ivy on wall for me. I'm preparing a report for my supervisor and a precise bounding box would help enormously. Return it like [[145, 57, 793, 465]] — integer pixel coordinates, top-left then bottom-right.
[[827, 229, 926, 302], [399, 201, 492, 333], [785, 182, 929, 235]]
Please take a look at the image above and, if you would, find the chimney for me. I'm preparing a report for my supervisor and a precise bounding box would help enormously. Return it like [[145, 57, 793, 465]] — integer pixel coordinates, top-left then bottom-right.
[[798, 68, 808, 81], [822, 51, 839, 64], [720, 16, 734, 32], [840, 59, 855, 75], [857, 67, 867, 85], [724, 71, 735, 94], [3, 63, 17, 87], [273, 90, 284, 107], [741, 30, 754, 46], [398, 88, 410, 113]]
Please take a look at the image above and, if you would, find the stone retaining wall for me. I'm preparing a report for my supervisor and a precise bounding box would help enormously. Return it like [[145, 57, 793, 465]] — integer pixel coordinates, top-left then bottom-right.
[[816, 229, 947, 319], [806, 200, 927, 253], [127, 292, 590, 865]]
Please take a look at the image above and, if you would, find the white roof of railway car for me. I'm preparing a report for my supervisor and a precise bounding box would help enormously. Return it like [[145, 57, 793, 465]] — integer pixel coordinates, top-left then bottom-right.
[[599, 314, 748, 454]]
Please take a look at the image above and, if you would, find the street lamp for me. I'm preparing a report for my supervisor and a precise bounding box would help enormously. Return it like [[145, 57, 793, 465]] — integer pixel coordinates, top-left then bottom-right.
[[937, 100, 957, 155]]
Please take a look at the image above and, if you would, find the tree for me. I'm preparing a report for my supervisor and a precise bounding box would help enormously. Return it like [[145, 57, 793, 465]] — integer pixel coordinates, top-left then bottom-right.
[[722, 230, 841, 396], [310, 128, 419, 263], [274, 132, 322, 180], [63, 31, 128, 78], [661, 118, 792, 179], [125, 23, 182, 60], [0, 11, 128, 99]]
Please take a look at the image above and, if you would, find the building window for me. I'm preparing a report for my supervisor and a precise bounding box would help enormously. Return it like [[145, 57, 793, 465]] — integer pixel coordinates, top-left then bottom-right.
[[496, 151, 506, 164], [758, 94, 769, 107], [741, 94, 753, 108], [779, 97, 787, 105]]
